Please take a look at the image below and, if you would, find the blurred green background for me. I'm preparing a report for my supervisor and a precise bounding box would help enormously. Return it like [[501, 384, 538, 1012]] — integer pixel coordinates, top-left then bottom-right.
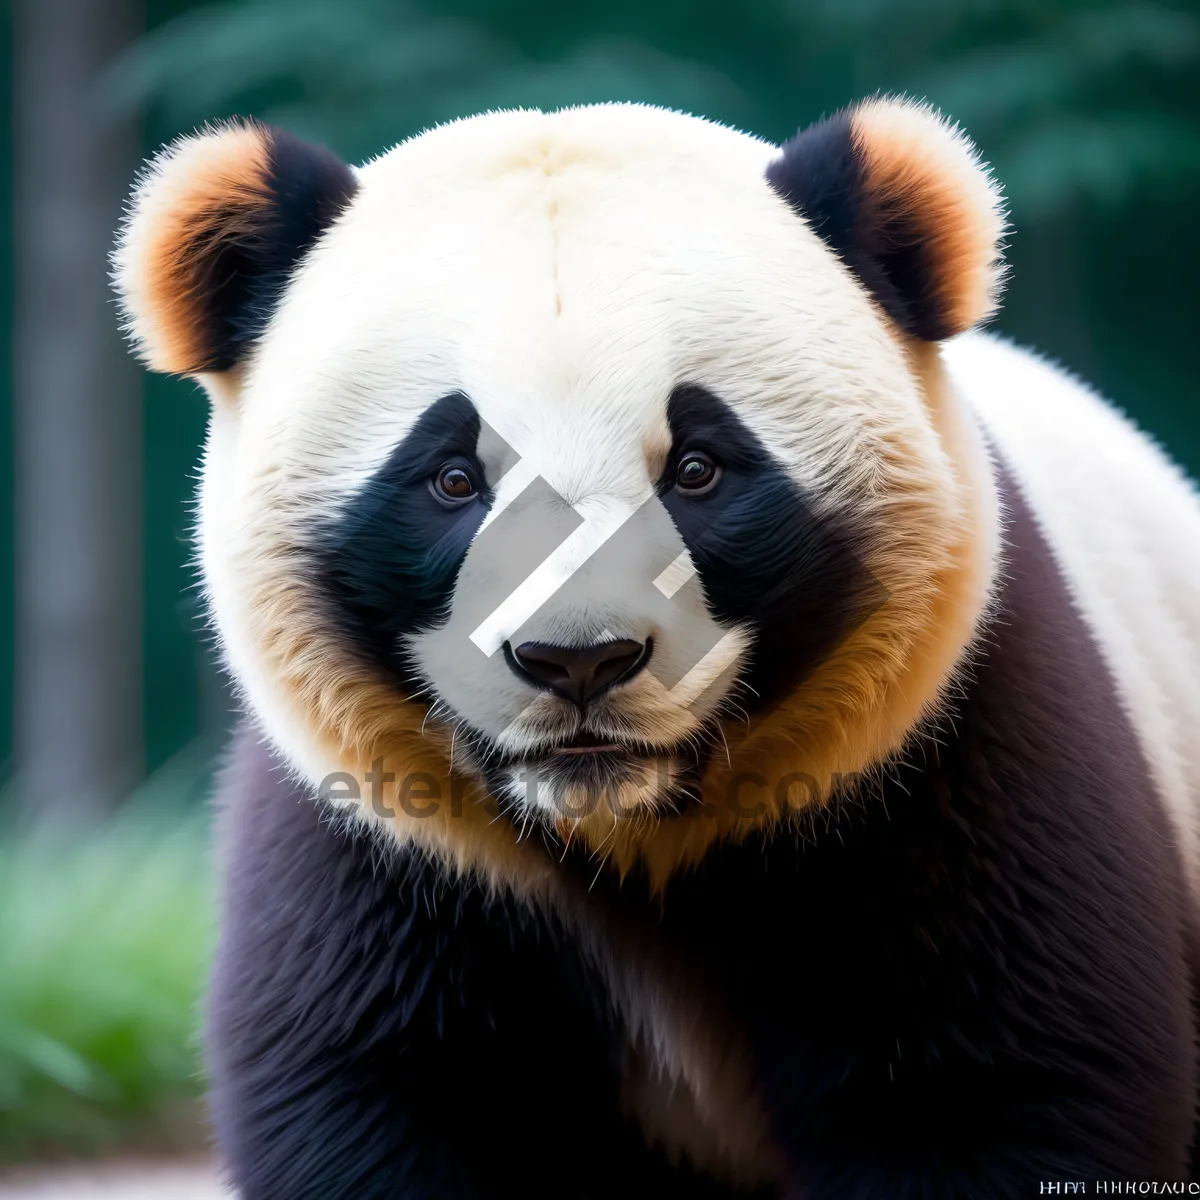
[[2, 0, 1198, 1165]]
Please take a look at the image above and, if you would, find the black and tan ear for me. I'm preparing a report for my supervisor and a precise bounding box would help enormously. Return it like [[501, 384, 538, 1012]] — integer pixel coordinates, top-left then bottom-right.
[[766, 97, 1006, 341], [112, 119, 358, 375]]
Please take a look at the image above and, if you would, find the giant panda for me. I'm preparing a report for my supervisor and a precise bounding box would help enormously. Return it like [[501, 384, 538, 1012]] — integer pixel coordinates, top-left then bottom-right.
[[113, 99, 1200, 1197]]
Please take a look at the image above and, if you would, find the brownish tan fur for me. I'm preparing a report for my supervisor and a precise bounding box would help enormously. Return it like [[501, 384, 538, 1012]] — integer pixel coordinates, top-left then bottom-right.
[[114, 121, 273, 374], [600, 336, 999, 889], [851, 99, 1007, 338]]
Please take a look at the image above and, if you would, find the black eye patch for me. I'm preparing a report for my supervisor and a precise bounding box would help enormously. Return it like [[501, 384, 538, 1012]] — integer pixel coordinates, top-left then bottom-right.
[[313, 392, 490, 686], [659, 384, 887, 708]]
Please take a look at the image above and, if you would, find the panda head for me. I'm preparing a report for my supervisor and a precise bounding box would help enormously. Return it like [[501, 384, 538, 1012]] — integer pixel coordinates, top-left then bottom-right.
[[114, 101, 1005, 887]]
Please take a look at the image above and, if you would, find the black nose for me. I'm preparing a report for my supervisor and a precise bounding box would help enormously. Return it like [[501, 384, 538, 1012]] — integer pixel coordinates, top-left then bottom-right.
[[507, 638, 650, 707]]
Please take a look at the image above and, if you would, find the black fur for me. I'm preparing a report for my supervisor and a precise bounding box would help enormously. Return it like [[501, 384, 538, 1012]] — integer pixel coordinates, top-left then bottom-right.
[[195, 124, 357, 371], [596, 463, 1194, 1193], [207, 731, 770, 1200], [314, 392, 491, 689], [210, 459, 1195, 1198], [660, 383, 886, 707], [765, 110, 955, 341]]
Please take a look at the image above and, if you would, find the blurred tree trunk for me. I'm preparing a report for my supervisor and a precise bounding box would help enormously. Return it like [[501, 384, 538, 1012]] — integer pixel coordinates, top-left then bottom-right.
[[13, 0, 144, 821]]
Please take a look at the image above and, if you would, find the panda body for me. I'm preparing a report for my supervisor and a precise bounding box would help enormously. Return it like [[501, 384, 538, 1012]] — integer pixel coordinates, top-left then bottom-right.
[[948, 333, 1200, 902], [113, 102, 1200, 1197]]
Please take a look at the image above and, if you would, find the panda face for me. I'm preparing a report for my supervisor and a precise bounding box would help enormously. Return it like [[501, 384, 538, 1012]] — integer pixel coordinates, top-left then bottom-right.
[[117, 102, 1004, 876], [313, 376, 885, 828]]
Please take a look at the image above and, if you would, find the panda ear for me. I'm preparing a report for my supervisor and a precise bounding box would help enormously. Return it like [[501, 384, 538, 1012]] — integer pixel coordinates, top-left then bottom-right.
[[766, 98, 1006, 341], [112, 119, 358, 375]]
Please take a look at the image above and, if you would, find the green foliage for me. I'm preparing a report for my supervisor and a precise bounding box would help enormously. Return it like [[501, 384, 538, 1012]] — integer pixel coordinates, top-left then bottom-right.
[[108, 0, 755, 164], [111, 0, 1200, 221], [0, 760, 215, 1160], [830, 0, 1200, 215]]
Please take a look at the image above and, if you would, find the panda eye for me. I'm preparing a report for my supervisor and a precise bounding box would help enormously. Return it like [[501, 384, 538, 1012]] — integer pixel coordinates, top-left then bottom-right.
[[674, 451, 721, 496], [431, 462, 479, 505]]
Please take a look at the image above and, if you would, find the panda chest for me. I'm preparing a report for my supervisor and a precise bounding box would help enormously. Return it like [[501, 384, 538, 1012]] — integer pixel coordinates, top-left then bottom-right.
[[550, 883, 785, 1189]]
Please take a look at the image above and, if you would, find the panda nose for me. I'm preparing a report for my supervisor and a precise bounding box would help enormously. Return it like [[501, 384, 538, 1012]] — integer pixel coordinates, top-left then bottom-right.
[[507, 639, 650, 707]]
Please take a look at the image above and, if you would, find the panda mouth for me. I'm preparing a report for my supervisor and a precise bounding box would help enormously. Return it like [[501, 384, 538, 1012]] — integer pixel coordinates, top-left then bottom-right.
[[553, 732, 627, 757], [494, 719, 712, 772], [484, 728, 680, 778], [453, 708, 717, 784], [467, 719, 718, 824]]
